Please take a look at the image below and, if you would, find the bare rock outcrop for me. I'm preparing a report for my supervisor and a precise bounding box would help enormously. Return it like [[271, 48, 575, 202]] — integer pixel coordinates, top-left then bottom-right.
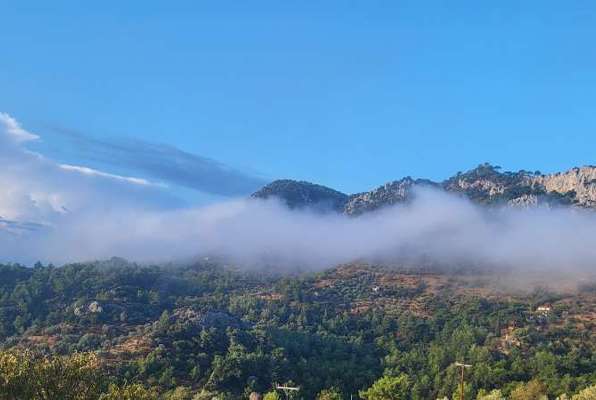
[[531, 166, 596, 207], [344, 177, 438, 215], [507, 194, 540, 208]]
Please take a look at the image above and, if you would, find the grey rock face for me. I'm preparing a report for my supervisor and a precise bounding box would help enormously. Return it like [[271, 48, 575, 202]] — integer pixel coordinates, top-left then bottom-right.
[[441, 163, 535, 204], [530, 166, 596, 207], [507, 194, 540, 208], [344, 177, 438, 215]]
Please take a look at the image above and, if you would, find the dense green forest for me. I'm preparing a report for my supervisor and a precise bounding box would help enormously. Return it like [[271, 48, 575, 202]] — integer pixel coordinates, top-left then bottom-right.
[[0, 259, 594, 399]]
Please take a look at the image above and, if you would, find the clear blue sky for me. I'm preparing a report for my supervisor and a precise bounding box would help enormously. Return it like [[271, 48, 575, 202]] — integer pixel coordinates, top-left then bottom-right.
[[1, 1, 595, 196]]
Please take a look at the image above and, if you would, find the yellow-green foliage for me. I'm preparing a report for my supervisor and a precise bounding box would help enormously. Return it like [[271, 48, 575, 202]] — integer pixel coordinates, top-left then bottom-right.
[[99, 383, 158, 400], [0, 350, 160, 400], [263, 391, 281, 400], [190, 390, 219, 400], [316, 387, 343, 400], [476, 389, 505, 400], [163, 386, 193, 400], [571, 385, 596, 400], [510, 380, 548, 400], [359, 374, 410, 400], [0, 350, 103, 400]]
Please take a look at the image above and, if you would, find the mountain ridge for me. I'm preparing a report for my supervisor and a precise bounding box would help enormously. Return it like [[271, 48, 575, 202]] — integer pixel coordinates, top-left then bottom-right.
[[251, 163, 596, 214]]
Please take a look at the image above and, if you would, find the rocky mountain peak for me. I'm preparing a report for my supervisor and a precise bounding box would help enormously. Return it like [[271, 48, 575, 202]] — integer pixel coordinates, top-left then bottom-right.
[[442, 163, 535, 202]]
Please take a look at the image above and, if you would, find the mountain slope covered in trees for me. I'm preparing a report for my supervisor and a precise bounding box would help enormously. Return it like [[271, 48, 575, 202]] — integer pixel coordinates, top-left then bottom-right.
[[0, 259, 594, 399]]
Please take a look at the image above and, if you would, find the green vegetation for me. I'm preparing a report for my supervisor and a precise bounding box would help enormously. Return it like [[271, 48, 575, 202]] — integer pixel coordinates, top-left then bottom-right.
[[359, 375, 410, 400], [0, 350, 158, 400], [0, 259, 594, 399]]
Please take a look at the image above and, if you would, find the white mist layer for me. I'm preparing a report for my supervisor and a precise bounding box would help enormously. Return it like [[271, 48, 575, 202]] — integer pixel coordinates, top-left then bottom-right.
[[3, 188, 595, 275]]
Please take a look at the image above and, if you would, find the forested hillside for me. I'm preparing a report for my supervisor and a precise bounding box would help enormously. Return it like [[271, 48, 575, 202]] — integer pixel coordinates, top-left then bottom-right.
[[0, 259, 594, 399]]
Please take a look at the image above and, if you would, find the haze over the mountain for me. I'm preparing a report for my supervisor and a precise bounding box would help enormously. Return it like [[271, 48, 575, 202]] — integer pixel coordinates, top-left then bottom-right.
[[2, 111, 596, 270]]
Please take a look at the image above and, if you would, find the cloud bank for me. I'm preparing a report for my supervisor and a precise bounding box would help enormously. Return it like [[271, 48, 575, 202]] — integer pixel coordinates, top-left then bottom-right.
[[5, 189, 596, 276], [1, 113, 596, 280]]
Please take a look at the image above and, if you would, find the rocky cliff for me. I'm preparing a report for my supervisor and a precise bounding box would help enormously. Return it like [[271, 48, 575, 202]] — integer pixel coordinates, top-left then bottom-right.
[[344, 177, 438, 215], [531, 166, 596, 207]]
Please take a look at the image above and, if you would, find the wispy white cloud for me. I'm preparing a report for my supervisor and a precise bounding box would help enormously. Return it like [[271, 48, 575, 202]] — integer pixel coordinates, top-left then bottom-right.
[[0, 113, 160, 190], [0, 112, 39, 143], [0, 113, 179, 226], [59, 164, 162, 187]]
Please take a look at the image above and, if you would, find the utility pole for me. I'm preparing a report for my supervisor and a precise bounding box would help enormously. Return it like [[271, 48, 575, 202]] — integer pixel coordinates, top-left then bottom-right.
[[454, 362, 472, 400], [275, 384, 300, 400]]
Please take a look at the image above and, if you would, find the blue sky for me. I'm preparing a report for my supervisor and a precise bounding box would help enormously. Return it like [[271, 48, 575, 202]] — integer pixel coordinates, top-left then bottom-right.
[[1, 1, 595, 198]]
